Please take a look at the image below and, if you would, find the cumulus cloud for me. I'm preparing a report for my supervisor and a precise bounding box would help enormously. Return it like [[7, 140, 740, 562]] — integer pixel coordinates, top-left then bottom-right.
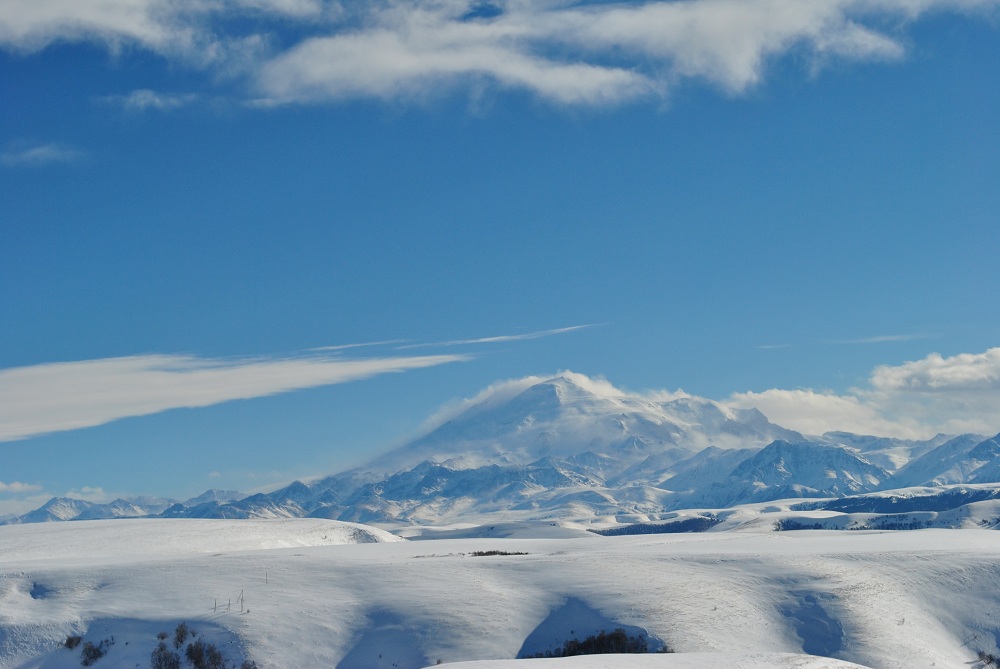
[[727, 388, 928, 438], [727, 347, 1000, 438], [62, 486, 113, 503], [0, 350, 467, 442], [0, 481, 42, 494], [1, 0, 997, 106], [869, 348, 1000, 392], [1, 142, 81, 167]]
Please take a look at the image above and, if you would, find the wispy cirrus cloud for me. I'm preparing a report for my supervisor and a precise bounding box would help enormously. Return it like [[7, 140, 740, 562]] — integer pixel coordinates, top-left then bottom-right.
[[727, 347, 1000, 438], [0, 350, 467, 442], [833, 332, 933, 345], [397, 324, 597, 350], [101, 88, 201, 111], [310, 339, 410, 352], [1, 0, 998, 107], [1, 142, 82, 167]]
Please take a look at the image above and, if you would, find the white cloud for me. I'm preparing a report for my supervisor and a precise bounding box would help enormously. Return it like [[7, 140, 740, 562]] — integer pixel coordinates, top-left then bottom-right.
[[869, 348, 1000, 392], [1, 142, 81, 167], [727, 347, 1000, 438], [833, 332, 932, 344], [727, 388, 929, 438], [417, 374, 548, 432], [397, 324, 596, 349], [62, 486, 113, 503], [0, 496, 48, 518], [0, 481, 42, 494], [1, 0, 997, 106], [255, 18, 653, 105], [0, 0, 321, 56], [104, 89, 201, 111], [0, 0, 179, 53], [310, 339, 410, 352], [0, 351, 467, 442]]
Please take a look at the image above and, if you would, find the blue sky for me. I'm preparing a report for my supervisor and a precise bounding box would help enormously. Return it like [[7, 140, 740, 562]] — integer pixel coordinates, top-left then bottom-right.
[[2, 0, 1000, 515]]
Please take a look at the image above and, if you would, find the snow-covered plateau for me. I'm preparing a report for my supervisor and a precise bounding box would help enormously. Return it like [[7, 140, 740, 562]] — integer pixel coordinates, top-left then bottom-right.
[[2, 517, 1000, 669]]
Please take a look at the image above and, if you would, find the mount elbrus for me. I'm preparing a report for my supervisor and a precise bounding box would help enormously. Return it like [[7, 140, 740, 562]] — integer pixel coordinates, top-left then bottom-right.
[[7, 374, 999, 526]]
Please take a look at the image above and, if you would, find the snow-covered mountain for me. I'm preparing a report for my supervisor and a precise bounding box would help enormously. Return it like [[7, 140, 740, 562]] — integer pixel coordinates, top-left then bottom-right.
[[6, 495, 178, 524], [884, 433, 995, 487], [673, 440, 889, 509], [362, 375, 801, 479], [6, 373, 1000, 526]]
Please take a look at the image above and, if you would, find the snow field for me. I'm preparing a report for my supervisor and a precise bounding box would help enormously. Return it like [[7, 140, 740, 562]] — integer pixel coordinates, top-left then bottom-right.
[[2, 520, 1000, 669]]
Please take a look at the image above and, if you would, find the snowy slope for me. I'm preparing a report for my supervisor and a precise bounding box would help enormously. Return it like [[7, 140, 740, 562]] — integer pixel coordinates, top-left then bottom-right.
[[885, 434, 996, 488], [4, 519, 1000, 669], [671, 441, 889, 510], [817, 432, 950, 472], [0, 518, 401, 563]]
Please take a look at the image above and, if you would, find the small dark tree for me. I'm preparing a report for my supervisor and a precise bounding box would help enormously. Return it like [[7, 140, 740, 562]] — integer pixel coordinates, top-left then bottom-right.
[[80, 641, 106, 666], [186, 640, 206, 668], [173, 622, 189, 649], [151, 642, 180, 669], [186, 639, 225, 669], [205, 643, 225, 669], [530, 629, 659, 658], [64, 635, 83, 649]]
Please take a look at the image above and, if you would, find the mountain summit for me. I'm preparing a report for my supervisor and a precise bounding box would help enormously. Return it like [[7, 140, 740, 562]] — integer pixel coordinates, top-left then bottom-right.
[[363, 373, 801, 479]]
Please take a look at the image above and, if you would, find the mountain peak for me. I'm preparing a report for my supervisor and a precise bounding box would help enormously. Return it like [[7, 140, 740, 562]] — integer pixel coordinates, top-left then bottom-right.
[[514, 374, 604, 406]]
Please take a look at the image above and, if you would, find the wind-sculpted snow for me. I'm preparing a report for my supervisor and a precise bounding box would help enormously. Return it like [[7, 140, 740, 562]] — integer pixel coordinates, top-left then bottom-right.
[[3, 521, 1000, 668]]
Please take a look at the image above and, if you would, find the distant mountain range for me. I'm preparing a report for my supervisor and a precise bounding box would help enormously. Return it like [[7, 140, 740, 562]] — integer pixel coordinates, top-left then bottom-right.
[[6, 373, 1000, 526]]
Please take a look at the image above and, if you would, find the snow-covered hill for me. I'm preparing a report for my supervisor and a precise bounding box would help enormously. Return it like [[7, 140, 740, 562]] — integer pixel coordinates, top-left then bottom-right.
[[3, 518, 1000, 669]]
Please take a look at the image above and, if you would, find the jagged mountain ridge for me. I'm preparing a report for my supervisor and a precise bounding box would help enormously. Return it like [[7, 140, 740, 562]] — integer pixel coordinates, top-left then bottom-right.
[[673, 440, 890, 510], [5, 373, 1000, 525]]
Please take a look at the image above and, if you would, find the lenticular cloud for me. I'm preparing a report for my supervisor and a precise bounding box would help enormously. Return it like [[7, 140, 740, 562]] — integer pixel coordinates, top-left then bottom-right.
[[0, 351, 466, 442], [0, 0, 997, 106]]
